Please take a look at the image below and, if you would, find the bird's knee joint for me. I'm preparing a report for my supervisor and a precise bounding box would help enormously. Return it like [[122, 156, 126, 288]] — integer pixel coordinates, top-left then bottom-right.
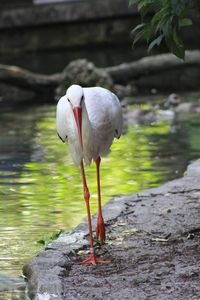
[[84, 187, 90, 202], [98, 215, 104, 224]]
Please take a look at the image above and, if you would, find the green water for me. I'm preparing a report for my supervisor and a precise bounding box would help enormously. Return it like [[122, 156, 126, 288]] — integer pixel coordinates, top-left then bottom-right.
[[1, 103, 200, 277]]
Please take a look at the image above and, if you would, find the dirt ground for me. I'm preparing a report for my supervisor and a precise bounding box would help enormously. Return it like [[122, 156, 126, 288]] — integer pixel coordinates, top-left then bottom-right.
[[63, 196, 200, 299], [65, 238, 199, 300]]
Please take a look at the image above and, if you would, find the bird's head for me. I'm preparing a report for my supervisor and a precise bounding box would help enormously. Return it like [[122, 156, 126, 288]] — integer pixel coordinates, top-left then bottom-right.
[[66, 84, 84, 149], [164, 93, 181, 109]]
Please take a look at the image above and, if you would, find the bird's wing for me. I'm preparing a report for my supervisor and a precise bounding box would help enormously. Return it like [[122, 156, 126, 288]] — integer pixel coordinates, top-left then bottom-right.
[[83, 87, 123, 158], [83, 87, 123, 139], [56, 95, 72, 143]]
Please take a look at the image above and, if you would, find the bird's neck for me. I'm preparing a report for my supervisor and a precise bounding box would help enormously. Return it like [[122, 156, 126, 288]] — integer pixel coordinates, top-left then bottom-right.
[[82, 104, 92, 136]]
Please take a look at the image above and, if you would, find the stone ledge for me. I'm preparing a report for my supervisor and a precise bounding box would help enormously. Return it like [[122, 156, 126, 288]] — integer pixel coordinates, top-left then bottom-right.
[[0, 0, 136, 29]]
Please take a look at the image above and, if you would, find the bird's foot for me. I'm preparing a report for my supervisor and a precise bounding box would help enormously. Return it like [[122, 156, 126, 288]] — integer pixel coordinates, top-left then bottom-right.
[[80, 253, 109, 265], [96, 216, 106, 245]]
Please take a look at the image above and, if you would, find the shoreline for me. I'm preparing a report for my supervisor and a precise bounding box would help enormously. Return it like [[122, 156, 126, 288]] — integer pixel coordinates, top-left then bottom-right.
[[23, 159, 200, 300]]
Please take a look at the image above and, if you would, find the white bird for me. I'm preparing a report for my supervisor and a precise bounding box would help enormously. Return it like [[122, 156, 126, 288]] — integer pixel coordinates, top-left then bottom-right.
[[56, 84, 123, 265]]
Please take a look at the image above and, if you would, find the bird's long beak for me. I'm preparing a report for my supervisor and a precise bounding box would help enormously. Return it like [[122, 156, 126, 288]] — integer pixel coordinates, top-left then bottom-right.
[[72, 107, 83, 150]]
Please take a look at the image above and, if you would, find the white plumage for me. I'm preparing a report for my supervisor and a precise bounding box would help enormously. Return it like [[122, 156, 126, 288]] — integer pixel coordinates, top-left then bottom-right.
[[56, 84, 123, 265], [56, 85, 123, 166]]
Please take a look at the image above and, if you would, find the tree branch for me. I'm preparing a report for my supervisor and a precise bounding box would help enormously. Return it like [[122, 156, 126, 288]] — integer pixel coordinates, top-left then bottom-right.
[[0, 64, 61, 92], [105, 50, 200, 84]]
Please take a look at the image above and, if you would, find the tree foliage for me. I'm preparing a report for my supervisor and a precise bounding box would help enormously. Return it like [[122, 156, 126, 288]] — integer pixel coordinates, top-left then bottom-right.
[[129, 0, 192, 59]]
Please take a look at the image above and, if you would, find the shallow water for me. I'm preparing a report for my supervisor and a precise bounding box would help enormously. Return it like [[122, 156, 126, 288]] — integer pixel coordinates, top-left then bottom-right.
[[1, 103, 200, 277]]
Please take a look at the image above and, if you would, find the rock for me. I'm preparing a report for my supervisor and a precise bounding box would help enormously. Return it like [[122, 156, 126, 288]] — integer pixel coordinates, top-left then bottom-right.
[[55, 59, 113, 99], [185, 158, 200, 177], [23, 250, 69, 300], [113, 84, 137, 99]]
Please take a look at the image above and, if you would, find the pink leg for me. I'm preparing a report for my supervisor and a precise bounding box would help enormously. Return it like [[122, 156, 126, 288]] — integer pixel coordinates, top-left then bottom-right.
[[80, 160, 107, 265], [95, 157, 106, 245]]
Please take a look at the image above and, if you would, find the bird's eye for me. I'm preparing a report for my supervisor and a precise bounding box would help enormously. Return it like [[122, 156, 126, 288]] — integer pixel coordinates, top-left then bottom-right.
[[80, 95, 84, 104], [67, 98, 71, 104]]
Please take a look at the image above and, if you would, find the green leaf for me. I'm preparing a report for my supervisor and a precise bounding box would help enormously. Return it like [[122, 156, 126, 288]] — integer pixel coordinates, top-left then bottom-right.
[[143, 25, 153, 42], [171, 1, 187, 16], [140, 4, 151, 19], [132, 28, 146, 46], [37, 229, 64, 246], [179, 18, 192, 27], [150, 9, 163, 27], [131, 23, 146, 34], [148, 34, 164, 52], [172, 28, 183, 47], [151, 0, 163, 11], [168, 29, 185, 59], [170, 42, 185, 59], [128, 0, 139, 6], [162, 19, 172, 39], [138, 0, 150, 11], [129, 0, 188, 59]]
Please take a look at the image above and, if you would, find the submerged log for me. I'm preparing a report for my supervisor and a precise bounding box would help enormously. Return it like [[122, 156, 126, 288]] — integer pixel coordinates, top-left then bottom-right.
[[0, 50, 200, 105], [0, 64, 61, 92], [105, 50, 200, 84]]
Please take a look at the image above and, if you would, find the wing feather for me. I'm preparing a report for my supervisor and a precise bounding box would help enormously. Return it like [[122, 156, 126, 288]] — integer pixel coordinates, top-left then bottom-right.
[[56, 96, 70, 143], [83, 87, 123, 157]]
